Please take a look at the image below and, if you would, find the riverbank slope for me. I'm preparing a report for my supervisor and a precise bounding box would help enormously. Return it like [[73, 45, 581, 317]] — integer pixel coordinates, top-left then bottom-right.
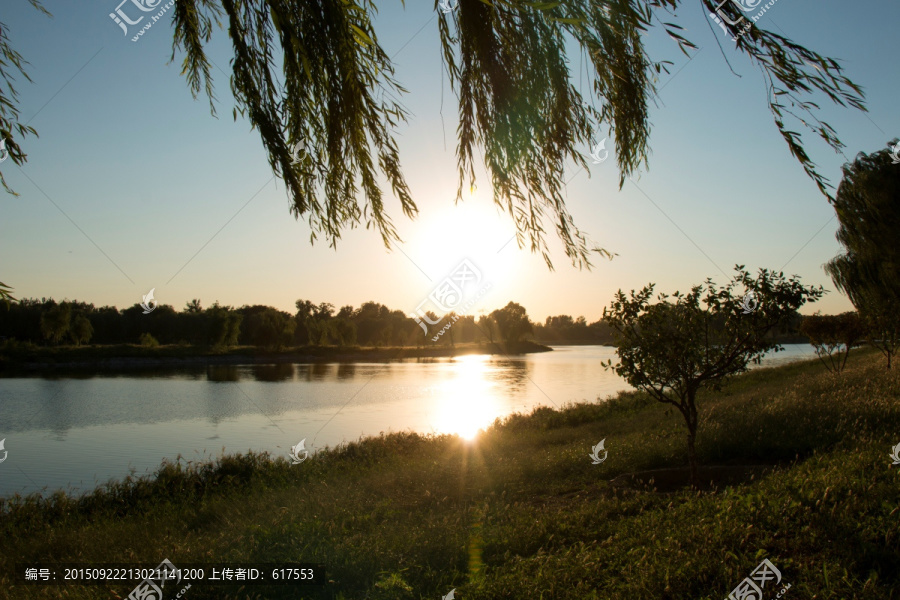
[[2, 348, 898, 599]]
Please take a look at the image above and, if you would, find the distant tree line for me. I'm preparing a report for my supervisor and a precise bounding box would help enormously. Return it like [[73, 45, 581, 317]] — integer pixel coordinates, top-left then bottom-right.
[[0, 291, 837, 355], [0, 296, 615, 351]]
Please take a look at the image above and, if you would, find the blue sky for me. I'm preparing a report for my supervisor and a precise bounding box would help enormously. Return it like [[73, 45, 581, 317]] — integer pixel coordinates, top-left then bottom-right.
[[1, 0, 897, 323]]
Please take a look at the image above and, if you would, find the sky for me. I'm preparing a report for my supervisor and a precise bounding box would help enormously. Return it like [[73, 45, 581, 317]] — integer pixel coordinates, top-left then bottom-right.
[[1, 0, 897, 324]]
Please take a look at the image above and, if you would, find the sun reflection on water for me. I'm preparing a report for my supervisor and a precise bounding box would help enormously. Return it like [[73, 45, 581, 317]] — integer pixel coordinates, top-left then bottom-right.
[[433, 354, 498, 440]]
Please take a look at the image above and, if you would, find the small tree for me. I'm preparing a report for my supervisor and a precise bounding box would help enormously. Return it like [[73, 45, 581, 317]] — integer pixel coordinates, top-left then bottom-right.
[[69, 314, 93, 346], [490, 302, 533, 350], [206, 303, 242, 347], [799, 312, 866, 373], [40, 302, 72, 345], [602, 267, 823, 488], [139, 332, 159, 348], [863, 305, 900, 369]]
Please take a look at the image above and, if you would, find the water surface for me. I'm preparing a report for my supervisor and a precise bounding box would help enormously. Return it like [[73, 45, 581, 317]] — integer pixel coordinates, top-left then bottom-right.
[[0, 344, 818, 498]]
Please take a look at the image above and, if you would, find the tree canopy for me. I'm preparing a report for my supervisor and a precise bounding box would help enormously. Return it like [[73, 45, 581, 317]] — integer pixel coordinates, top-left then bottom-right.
[[1, 0, 866, 272], [823, 141, 900, 368], [824, 141, 900, 307], [490, 301, 532, 347], [602, 266, 823, 486], [166, 0, 864, 268], [798, 311, 865, 374]]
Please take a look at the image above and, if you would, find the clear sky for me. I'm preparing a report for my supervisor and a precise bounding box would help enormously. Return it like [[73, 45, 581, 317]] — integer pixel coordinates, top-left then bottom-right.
[[1, 0, 897, 323]]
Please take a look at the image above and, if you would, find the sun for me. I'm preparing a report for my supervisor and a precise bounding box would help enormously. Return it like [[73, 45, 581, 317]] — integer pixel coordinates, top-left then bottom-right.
[[402, 187, 523, 302]]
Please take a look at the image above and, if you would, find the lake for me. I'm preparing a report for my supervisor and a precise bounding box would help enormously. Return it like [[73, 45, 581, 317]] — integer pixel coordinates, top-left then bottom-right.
[[0, 344, 819, 498]]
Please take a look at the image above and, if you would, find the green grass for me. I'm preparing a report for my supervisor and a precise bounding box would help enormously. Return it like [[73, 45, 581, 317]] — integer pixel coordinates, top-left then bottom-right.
[[2, 348, 899, 599]]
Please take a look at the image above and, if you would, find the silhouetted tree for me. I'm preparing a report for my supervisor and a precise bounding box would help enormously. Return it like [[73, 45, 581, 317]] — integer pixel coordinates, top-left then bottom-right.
[[206, 303, 242, 347], [490, 302, 533, 349], [70, 313, 93, 346], [824, 141, 900, 369], [40, 302, 71, 345], [864, 310, 900, 370], [478, 314, 497, 346], [240, 306, 294, 349], [602, 267, 823, 488], [354, 302, 394, 346], [799, 312, 866, 374]]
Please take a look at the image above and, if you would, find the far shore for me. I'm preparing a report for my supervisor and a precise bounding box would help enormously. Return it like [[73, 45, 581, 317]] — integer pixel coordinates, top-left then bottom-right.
[[0, 340, 554, 372]]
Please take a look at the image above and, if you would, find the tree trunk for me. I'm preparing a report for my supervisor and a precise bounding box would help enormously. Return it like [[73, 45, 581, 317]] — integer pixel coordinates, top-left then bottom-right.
[[685, 390, 700, 489], [686, 428, 699, 489]]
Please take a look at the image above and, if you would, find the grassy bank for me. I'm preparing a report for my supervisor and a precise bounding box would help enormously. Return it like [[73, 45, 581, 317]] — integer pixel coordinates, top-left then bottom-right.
[[0, 340, 552, 370], [2, 348, 899, 599]]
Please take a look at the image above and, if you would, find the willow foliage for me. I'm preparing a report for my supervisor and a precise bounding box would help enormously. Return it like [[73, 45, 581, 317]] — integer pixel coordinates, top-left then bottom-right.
[[824, 142, 900, 311], [2, 1, 867, 270], [0, 0, 50, 196]]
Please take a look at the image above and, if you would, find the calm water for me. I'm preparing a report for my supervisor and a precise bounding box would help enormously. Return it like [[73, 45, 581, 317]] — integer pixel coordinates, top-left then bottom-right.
[[0, 345, 818, 498]]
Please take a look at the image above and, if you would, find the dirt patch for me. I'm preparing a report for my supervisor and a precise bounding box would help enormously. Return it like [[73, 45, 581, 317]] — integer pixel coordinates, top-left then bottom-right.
[[609, 464, 778, 493]]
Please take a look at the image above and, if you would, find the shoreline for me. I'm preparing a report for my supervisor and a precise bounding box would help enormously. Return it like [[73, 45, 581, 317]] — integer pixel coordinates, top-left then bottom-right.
[[0, 341, 553, 372]]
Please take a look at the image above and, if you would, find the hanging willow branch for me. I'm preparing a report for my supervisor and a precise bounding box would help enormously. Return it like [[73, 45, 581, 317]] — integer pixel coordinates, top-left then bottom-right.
[[91, 1, 873, 268], [0, 0, 51, 196]]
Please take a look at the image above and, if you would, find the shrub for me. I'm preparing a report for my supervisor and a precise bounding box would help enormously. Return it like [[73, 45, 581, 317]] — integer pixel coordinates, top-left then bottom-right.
[[799, 312, 865, 373]]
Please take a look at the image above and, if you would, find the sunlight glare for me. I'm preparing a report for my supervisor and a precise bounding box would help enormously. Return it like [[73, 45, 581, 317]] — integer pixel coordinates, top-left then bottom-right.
[[434, 355, 498, 441], [404, 189, 523, 302]]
